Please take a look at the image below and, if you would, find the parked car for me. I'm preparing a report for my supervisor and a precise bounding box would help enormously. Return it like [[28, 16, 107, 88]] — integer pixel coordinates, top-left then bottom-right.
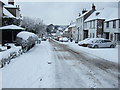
[[78, 38, 91, 46], [59, 37, 68, 42], [78, 38, 105, 47], [88, 39, 116, 48]]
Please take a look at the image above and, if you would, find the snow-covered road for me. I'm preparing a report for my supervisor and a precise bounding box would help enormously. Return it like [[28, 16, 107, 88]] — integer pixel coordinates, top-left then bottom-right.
[[2, 39, 119, 88]]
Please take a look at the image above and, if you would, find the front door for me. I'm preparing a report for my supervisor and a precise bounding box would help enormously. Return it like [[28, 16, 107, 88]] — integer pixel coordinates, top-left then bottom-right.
[[84, 30, 88, 39]]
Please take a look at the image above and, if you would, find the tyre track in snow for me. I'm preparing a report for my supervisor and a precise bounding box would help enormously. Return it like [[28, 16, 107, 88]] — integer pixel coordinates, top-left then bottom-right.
[[49, 39, 119, 88]]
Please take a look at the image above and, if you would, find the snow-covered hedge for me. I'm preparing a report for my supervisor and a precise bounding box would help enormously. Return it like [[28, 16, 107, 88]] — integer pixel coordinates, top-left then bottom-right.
[[16, 31, 38, 52], [17, 31, 38, 41], [0, 45, 22, 68]]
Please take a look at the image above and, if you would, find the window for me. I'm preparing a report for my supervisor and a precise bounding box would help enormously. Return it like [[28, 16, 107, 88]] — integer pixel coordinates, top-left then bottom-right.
[[93, 20, 95, 28], [106, 21, 109, 28], [90, 33, 92, 38], [110, 34, 113, 40], [104, 40, 111, 42], [113, 20, 116, 28], [90, 21, 92, 28], [93, 33, 94, 38]]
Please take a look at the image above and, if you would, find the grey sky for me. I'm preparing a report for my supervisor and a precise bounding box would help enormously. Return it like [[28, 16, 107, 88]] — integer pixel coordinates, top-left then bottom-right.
[[15, 2, 118, 25]]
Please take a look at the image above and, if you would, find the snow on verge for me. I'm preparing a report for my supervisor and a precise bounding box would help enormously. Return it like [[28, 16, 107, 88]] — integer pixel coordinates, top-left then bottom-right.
[[55, 40, 118, 63]]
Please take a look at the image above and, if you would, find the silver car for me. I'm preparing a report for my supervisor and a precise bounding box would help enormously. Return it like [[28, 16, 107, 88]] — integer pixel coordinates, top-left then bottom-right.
[[88, 39, 116, 48]]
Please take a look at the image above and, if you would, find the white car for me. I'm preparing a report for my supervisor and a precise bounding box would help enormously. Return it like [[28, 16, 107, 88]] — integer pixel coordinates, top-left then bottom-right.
[[88, 39, 116, 48], [59, 37, 68, 42], [78, 38, 105, 47]]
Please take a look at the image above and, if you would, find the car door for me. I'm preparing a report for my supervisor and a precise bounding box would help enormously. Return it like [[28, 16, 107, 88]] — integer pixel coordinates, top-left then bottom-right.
[[100, 40, 106, 47], [96, 40, 103, 47]]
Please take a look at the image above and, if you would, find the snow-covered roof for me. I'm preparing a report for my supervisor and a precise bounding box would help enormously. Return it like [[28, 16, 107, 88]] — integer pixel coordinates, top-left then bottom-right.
[[69, 24, 76, 28], [76, 11, 88, 19], [64, 28, 68, 32], [0, 25, 25, 30], [0, 0, 5, 4], [85, 7, 118, 22], [3, 7, 15, 18], [4, 4, 17, 8]]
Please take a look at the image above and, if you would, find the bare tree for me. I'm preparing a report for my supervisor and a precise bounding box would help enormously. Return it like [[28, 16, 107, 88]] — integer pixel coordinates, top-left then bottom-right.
[[21, 16, 46, 37]]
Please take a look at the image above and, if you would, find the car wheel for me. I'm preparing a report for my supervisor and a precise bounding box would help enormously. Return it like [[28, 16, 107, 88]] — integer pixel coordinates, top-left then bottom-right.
[[110, 45, 115, 48], [94, 45, 99, 48]]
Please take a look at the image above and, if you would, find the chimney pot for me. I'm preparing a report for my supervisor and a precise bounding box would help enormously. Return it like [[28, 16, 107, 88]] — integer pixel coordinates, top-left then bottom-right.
[[8, 0, 14, 5]]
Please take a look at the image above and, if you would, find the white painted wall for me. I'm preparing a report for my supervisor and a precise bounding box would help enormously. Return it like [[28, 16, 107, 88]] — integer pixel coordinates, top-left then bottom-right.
[[104, 19, 120, 41], [84, 20, 97, 38]]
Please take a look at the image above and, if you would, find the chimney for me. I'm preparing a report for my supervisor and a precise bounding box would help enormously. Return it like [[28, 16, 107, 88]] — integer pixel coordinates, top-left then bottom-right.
[[92, 3, 96, 10], [8, 0, 14, 5], [79, 13, 81, 16], [82, 8, 87, 14]]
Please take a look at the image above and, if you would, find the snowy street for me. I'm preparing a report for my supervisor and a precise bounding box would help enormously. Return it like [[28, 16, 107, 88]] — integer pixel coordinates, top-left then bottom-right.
[[2, 39, 119, 88]]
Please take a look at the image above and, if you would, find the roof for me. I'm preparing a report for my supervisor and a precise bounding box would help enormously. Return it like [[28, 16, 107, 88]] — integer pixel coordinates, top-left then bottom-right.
[[4, 4, 17, 8], [105, 7, 119, 21], [3, 7, 15, 18], [0, 0, 5, 4], [85, 7, 118, 22], [69, 24, 76, 28], [64, 28, 68, 31], [76, 11, 88, 19], [0, 25, 25, 30]]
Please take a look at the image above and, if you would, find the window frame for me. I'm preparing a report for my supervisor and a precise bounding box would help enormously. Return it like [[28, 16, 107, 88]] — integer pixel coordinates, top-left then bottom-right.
[[113, 20, 116, 28]]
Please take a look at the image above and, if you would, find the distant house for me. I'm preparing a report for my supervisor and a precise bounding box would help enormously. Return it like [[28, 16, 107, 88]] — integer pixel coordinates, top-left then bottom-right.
[[63, 27, 69, 37], [75, 4, 96, 42], [104, 7, 120, 42], [68, 22, 76, 40], [0, 25, 24, 45]]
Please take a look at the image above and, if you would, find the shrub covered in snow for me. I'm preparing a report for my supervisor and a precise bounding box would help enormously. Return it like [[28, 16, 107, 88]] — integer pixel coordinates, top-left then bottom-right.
[[0, 44, 22, 68], [16, 31, 38, 52]]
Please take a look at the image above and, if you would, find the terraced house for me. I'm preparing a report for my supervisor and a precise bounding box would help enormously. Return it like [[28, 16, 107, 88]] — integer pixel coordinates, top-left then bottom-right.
[[0, 0, 23, 45], [104, 7, 120, 43]]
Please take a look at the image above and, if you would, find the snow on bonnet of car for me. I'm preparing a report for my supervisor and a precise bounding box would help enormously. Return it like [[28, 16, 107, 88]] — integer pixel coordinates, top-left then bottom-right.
[[17, 31, 38, 40]]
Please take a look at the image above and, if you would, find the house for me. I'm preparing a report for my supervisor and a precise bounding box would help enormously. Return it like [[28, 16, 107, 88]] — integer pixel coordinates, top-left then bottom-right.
[[2, 0, 22, 26], [84, 8, 111, 38], [0, 25, 25, 45], [75, 3, 96, 42], [0, 1, 3, 27], [0, 0, 23, 45], [63, 27, 69, 38], [104, 7, 120, 43], [67, 21, 76, 40]]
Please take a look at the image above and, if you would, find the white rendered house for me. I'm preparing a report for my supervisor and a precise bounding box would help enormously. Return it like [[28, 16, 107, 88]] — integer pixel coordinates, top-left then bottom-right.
[[104, 7, 120, 42]]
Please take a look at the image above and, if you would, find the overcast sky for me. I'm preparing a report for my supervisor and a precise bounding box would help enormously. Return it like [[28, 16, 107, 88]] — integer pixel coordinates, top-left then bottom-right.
[[4, 0, 118, 25]]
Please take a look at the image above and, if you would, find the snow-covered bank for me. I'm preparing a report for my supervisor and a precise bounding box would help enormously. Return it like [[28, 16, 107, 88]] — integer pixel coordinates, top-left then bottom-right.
[[55, 40, 118, 63], [2, 41, 55, 88]]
